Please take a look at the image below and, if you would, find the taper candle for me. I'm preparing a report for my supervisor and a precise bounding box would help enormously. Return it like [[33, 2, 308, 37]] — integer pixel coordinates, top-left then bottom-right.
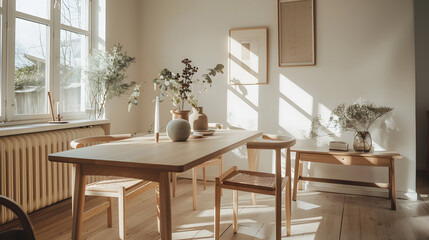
[[154, 96, 159, 134], [56, 101, 60, 116]]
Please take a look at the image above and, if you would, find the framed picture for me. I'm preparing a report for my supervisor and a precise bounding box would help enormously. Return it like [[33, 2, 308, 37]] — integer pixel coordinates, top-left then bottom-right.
[[228, 27, 268, 85], [278, 0, 315, 66]]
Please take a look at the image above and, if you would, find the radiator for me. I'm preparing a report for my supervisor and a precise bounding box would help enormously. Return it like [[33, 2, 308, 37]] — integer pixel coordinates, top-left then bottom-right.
[[0, 126, 106, 224]]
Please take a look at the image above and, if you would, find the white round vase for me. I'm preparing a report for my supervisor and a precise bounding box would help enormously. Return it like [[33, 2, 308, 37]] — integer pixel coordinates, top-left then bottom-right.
[[166, 119, 191, 142]]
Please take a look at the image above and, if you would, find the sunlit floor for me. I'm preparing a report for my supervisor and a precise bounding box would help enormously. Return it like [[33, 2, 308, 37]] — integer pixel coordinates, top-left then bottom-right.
[[16, 178, 429, 239], [416, 170, 429, 208]]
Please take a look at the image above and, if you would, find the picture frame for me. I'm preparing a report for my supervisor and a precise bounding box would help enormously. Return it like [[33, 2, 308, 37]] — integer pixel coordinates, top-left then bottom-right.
[[228, 27, 268, 85], [278, 0, 315, 67]]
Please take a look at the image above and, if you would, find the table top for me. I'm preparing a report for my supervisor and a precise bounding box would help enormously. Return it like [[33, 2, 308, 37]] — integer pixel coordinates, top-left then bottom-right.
[[49, 129, 263, 172], [291, 147, 402, 159]]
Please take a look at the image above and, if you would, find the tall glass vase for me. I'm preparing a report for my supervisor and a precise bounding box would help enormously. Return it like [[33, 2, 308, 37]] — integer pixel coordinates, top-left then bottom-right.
[[353, 131, 372, 152], [89, 102, 105, 120]]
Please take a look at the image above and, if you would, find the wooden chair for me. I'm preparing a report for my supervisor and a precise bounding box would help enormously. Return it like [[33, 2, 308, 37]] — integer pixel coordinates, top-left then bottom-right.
[[71, 134, 159, 240], [171, 123, 223, 210], [214, 134, 296, 239], [0, 195, 36, 240]]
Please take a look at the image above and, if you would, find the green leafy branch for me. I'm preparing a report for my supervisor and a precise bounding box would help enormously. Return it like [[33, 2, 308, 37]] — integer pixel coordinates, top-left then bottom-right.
[[86, 44, 137, 118], [153, 59, 224, 110]]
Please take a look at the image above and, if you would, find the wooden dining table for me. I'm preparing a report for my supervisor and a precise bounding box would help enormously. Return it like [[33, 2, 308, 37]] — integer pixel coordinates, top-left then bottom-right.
[[48, 129, 263, 240]]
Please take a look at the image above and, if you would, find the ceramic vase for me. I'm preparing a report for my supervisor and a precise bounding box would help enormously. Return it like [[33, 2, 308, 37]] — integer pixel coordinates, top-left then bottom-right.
[[189, 107, 208, 131], [170, 110, 190, 121], [353, 131, 372, 152], [166, 119, 191, 142]]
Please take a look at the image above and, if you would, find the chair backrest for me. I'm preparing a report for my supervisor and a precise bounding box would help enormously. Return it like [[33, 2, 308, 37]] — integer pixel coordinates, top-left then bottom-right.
[[247, 134, 296, 150], [246, 134, 296, 180], [0, 195, 36, 240], [70, 134, 132, 149]]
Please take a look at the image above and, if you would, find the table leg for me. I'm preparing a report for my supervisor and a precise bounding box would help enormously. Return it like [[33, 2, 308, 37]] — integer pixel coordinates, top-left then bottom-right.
[[71, 164, 86, 240], [389, 158, 396, 210], [158, 171, 172, 240], [192, 168, 197, 210], [293, 153, 300, 201]]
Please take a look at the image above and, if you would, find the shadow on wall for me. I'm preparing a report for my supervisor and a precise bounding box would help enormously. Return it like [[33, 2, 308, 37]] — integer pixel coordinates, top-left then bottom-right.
[[225, 38, 402, 188]]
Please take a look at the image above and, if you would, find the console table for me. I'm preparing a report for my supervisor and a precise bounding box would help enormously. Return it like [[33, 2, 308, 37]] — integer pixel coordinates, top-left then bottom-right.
[[291, 148, 402, 210]]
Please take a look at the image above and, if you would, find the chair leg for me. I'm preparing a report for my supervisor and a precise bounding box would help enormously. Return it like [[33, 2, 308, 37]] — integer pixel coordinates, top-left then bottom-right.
[[155, 185, 161, 234], [298, 162, 303, 190], [286, 148, 292, 237], [107, 198, 113, 228], [118, 187, 126, 240], [214, 178, 221, 240], [293, 153, 300, 201], [285, 181, 291, 237], [247, 149, 259, 205], [233, 190, 238, 233], [203, 167, 207, 190], [192, 168, 197, 210], [275, 190, 282, 240]]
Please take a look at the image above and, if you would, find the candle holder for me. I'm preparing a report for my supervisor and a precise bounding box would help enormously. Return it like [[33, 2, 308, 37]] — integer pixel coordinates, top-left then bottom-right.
[[47, 92, 68, 124]]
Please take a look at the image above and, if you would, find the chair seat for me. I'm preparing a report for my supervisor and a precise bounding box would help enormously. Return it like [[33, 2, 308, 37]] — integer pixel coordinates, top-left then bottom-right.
[[222, 170, 282, 194], [86, 177, 152, 194]]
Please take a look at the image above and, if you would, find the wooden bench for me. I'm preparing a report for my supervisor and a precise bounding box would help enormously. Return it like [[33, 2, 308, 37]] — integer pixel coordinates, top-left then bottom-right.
[[291, 148, 402, 210]]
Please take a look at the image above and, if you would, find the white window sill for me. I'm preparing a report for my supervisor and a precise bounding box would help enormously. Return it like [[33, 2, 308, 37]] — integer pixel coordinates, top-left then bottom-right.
[[0, 119, 110, 137]]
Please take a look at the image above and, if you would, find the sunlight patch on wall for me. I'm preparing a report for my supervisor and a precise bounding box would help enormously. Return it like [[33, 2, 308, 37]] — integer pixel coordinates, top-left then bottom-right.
[[227, 88, 258, 130], [372, 142, 386, 151], [279, 97, 311, 139], [318, 102, 341, 137], [230, 37, 259, 73], [230, 59, 258, 84], [279, 74, 313, 115], [317, 103, 331, 123], [230, 84, 259, 107]]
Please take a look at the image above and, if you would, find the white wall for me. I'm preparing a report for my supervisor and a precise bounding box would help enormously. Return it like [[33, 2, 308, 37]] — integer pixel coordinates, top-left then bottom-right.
[[134, 0, 415, 194], [104, 0, 142, 134], [415, 0, 429, 171]]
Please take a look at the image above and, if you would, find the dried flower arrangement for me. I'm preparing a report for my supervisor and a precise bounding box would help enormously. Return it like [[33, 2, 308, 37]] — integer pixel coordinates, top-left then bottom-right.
[[309, 100, 393, 139], [153, 58, 224, 110]]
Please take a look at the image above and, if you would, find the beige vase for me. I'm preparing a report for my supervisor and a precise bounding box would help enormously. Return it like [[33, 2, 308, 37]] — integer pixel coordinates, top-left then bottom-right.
[[170, 110, 190, 121], [189, 107, 208, 131]]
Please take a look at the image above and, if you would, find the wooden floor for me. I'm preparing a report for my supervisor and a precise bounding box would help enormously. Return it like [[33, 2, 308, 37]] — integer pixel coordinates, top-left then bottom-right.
[[5, 178, 429, 240]]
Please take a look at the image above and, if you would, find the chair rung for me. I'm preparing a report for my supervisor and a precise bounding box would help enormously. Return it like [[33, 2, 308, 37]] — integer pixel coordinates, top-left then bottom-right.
[[86, 177, 150, 192], [83, 201, 110, 222]]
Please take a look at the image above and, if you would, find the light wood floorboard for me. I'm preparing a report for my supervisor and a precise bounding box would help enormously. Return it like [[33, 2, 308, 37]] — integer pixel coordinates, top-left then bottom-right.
[[2, 178, 429, 239]]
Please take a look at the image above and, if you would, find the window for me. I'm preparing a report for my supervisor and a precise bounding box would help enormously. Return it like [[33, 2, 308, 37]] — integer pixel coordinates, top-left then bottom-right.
[[1, 0, 91, 122], [60, 0, 89, 113]]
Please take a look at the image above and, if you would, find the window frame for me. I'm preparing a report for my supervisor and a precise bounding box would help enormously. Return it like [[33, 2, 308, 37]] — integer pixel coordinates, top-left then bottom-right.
[[1, 0, 91, 123], [0, 0, 6, 122], [58, 0, 91, 119]]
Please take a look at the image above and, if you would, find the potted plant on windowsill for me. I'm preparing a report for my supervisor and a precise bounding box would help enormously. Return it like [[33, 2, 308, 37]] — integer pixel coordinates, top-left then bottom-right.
[[309, 100, 393, 152], [153, 58, 224, 127]]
